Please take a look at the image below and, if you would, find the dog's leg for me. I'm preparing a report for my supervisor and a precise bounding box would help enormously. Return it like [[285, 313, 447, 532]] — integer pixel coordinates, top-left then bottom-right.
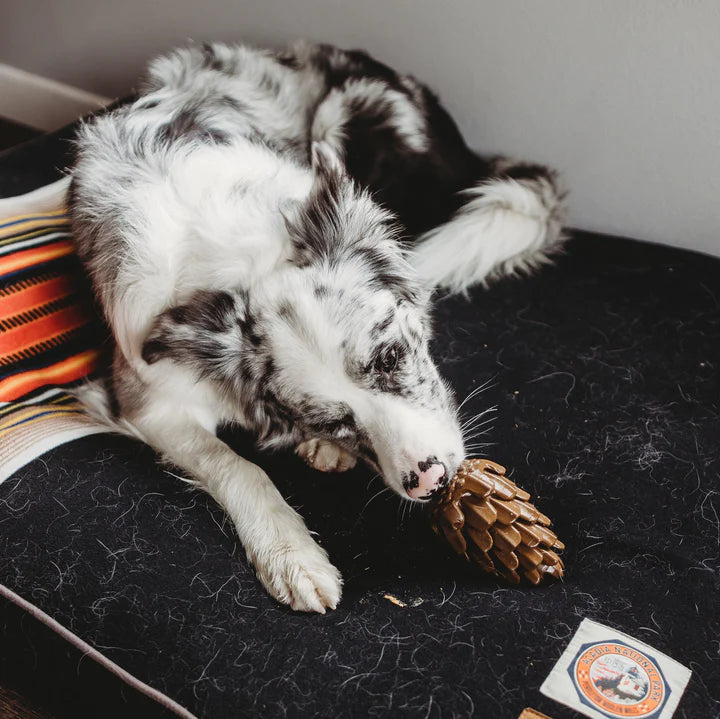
[[135, 412, 342, 613], [296, 439, 357, 473]]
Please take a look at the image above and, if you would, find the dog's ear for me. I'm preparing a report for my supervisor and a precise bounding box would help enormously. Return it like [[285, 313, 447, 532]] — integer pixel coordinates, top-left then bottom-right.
[[310, 140, 346, 184], [141, 290, 246, 378], [285, 141, 351, 267], [287, 142, 422, 304]]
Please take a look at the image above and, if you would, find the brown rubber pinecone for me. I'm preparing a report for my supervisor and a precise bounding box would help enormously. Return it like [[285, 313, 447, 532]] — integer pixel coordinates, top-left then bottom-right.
[[430, 458, 565, 585]]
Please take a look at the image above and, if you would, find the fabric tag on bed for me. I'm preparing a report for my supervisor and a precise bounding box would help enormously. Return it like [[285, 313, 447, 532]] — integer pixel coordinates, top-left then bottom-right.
[[518, 709, 553, 719], [540, 618, 691, 719]]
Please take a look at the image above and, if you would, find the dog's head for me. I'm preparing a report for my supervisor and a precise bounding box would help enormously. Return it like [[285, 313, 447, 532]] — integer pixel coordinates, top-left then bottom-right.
[[142, 143, 465, 501]]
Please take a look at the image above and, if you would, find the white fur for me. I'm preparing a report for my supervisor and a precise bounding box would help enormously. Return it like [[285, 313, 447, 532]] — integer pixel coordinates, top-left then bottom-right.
[[311, 88, 349, 155], [74, 132, 311, 367], [140, 380, 341, 613], [312, 77, 429, 153], [412, 176, 566, 293]]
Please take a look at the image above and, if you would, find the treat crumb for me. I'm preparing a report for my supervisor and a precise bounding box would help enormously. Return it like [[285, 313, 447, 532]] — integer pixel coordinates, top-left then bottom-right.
[[383, 593, 407, 607]]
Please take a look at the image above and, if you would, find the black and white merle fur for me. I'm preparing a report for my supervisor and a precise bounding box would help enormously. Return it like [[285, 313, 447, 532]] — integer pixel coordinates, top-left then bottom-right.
[[70, 40, 566, 613]]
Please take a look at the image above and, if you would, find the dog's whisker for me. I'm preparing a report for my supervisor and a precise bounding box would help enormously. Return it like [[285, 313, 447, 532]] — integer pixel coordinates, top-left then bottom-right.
[[462, 424, 495, 442], [456, 378, 496, 412], [459, 411, 497, 435], [457, 408, 494, 430], [365, 472, 382, 491], [459, 406, 496, 429], [462, 428, 493, 442], [461, 423, 494, 441], [463, 437, 493, 449], [464, 445, 492, 454], [402, 497, 413, 525], [464, 438, 493, 447], [359, 485, 392, 518], [460, 405, 497, 430]]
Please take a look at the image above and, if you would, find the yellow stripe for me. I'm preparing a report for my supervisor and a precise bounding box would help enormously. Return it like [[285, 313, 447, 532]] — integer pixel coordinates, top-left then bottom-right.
[[48, 393, 76, 405], [0, 211, 70, 240], [0, 208, 68, 222], [0, 415, 101, 462], [0, 393, 73, 418], [0, 219, 71, 241], [0, 208, 68, 226], [0, 225, 71, 248], [0, 404, 85, 432]]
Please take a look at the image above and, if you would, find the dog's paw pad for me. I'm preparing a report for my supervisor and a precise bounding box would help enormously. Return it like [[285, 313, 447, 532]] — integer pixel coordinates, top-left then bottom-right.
[[296, 439, 357, 473]]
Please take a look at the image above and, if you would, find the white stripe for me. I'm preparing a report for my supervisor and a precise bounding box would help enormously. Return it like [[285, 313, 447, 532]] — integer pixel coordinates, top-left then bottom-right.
[[0, 230, 71, 256], [0, 176, 71, 220], [0, 387, 68, 410], [0, 421, 107, 483]]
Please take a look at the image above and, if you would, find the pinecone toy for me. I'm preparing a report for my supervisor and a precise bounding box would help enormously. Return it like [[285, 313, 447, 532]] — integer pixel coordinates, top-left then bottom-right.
[[430, 458, 565, 585]]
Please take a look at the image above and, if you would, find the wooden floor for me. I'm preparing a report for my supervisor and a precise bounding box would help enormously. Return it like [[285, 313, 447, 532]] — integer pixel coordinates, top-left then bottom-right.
[[0, 685, 56, 719]]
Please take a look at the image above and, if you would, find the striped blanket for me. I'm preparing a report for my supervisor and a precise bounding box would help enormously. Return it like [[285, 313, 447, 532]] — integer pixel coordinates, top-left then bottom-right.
[[0, 207, 107, 481]]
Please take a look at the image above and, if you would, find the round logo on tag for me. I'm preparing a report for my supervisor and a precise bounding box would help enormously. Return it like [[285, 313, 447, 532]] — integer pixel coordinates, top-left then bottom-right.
[[570, 640, 670, 719]]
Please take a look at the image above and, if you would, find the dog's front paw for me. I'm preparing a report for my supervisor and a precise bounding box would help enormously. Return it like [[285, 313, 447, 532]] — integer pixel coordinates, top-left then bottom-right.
[[253, 538, 342, 613], [296, 438, 357, 472]]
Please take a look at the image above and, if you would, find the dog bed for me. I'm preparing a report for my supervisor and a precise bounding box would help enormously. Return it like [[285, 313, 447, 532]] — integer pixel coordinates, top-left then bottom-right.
[[1, 126, 718, 719]]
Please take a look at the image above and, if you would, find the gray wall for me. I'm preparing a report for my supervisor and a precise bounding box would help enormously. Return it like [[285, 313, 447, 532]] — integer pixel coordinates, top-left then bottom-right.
[[2, 0, 719, 255]]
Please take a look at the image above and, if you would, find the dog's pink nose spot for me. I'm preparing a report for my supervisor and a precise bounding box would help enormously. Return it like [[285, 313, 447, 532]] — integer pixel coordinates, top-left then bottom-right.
[[406, 460, 446, 499]]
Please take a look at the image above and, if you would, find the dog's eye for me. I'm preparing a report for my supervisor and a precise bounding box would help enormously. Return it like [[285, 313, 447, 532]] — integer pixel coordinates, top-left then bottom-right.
[[375, 347, 399, 374]]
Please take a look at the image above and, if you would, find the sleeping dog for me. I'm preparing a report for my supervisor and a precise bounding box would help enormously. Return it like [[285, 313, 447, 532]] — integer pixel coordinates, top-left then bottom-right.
[[70, 41, 565, 612]]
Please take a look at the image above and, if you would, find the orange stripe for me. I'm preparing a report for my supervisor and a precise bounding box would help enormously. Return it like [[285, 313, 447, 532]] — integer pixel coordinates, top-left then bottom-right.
[[0, 275, 77, 321], [0, 240, 74, 276], [0, 304, 89, 358], [0, 272, 58, 298], [0, 349, 101, 401]]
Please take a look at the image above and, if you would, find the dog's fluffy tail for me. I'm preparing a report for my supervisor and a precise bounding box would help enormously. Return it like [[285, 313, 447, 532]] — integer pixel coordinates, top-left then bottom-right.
[[412, 159, 567, 293]]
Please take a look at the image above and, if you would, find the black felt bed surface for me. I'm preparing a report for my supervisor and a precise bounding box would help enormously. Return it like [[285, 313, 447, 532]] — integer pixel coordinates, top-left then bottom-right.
[[1, 227, 719, 718]]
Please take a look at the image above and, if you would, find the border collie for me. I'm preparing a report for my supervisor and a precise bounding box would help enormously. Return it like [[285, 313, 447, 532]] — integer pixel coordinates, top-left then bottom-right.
[[70, 40, 565, 612]]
